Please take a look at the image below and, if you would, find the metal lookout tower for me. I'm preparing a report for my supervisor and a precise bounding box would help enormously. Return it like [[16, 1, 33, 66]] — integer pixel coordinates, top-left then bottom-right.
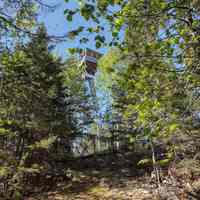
[[80, 48, 102, 152]]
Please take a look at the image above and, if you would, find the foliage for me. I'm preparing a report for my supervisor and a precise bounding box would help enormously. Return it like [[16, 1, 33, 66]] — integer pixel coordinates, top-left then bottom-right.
[[1, 0, 200, 197], [64, 0, 200, 175], [0, 0, 59, 52], [0, 26, 92, 199]]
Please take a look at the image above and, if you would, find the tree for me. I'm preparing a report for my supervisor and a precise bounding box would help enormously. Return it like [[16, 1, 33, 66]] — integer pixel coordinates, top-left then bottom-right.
[[64, 0, 200, 139], [64, 0, 200, 185], [0, 26, 91, 199], [0, 0, 60, 52]]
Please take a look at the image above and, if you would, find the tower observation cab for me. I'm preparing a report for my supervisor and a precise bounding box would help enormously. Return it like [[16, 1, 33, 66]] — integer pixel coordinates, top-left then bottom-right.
[[81, 48, 102, 78]]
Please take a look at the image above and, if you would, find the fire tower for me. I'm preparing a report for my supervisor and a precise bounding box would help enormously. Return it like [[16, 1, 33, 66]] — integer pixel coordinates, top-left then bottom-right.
[[80, 48, 102, 152]]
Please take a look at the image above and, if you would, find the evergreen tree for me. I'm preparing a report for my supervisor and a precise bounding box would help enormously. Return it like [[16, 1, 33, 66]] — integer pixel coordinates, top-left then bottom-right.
[[0, 26, 91, 198]]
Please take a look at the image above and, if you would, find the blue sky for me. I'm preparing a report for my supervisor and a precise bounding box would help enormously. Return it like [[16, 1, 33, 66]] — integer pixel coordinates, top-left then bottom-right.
[[38, 0, 112, 117], [38, 0, 108, 59]]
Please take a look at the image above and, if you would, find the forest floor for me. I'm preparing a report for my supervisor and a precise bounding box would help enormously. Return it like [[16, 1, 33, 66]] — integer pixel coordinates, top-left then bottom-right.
[[26, 170, 154, 200], [24, 152, 198, 200]]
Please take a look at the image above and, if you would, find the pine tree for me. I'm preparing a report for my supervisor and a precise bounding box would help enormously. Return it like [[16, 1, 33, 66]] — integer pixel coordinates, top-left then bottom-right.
[[0, 26, 89, 198]]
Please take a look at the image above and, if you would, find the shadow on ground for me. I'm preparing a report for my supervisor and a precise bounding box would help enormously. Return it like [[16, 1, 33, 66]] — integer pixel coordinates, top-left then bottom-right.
[[25, 152, 156, 200]]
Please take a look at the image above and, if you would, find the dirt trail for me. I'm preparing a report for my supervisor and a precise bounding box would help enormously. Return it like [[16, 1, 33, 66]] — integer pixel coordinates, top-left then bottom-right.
[[26, 152, 156, 199], [25, 152, 191, 200], [26, 169, 154, 200]]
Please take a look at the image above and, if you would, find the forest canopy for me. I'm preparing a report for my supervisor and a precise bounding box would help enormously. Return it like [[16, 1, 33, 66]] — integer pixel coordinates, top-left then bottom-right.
[[1, 0, 200, 199]]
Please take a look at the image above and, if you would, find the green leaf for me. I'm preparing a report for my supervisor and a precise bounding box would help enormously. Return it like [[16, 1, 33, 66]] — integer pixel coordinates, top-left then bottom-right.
[[29, 136, 57, 150], [0, 166, 10, 177], [13, 191, 22, 200], [137, 158, 152, 166], [96, 41, 101, 48], [157, 159, 171, 166], [169, 123, 178, 133], [68, 48, 77, 54], [66, 14, 73, 21], [0, 128, 9, 136]]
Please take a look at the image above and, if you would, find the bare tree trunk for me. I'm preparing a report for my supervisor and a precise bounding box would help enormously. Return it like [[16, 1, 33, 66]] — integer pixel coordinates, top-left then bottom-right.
[[16, 135, 22, 159], [150, 138, 161, 187], [93, 136, 96, 154], [18, 136, 25, 161]]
